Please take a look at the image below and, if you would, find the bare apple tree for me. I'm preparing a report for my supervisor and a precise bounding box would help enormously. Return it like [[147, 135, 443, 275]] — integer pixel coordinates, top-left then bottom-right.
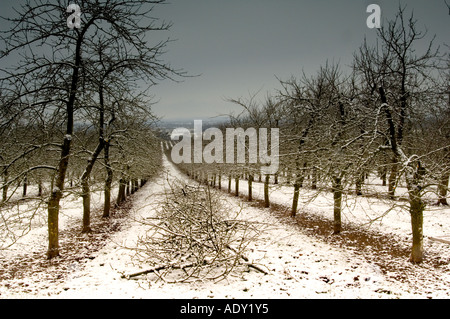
[[0, 0, 184, 258]]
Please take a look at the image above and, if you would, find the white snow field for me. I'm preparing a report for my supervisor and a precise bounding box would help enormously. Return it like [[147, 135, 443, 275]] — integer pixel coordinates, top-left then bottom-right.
[[0, 154, 449, 299]]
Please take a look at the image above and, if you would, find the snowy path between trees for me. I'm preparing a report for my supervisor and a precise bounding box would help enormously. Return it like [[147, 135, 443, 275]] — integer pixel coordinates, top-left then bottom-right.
[[1, 155, 449, 299]]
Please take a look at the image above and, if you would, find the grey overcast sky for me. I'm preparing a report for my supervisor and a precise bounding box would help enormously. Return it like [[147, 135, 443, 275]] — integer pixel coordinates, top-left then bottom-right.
[[150, 0, 448, 121], [0, 1, 448, 121]]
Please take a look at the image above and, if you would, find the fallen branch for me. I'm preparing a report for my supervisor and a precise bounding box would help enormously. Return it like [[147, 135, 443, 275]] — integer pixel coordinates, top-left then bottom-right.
[[122, 255, 269, 279], [243, 262, 270, 275], [227, 244, 269, 275], [122, 260, 197, 279], [124, 182, 265, 282]]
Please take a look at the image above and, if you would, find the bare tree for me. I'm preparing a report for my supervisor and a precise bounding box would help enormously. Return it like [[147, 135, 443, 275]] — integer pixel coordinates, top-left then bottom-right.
[[353, 5, 442, 263], [0, 0, 183, 258]]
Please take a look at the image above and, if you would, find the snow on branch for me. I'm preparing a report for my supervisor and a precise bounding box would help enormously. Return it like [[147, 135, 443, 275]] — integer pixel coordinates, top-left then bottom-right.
[[122, 181, 268, 282]]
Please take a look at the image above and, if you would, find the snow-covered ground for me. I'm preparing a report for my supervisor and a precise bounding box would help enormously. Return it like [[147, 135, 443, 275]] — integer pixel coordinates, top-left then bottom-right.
[[221, 175, 450, 241], [0, 155, 449, 299]]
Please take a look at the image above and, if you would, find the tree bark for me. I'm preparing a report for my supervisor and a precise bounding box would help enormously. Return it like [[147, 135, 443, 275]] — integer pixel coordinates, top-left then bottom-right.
[[388, 159, 398, 199], [218, 173, 221, 190], [381, 167, 387, 186], [248, 174, 253, 201], [81, 142, 105, 233], [333, 177, 342, 235], [47, 135, 72, 259], [2, 169, 8, 202], [22, 175, 27, 197], [264, 174, 270, 208], [409, 194, 424, 263], [291, 182, 300, 217], [117, 178, 126, 205], [103, 141, 113, 218], [47, 27, 86, 258], [437, 172, 449, 206], [311, 166, 317, 190], [126, 180, 130, 196], [38, 179, 43, 197], [355, 173, 363, 196]]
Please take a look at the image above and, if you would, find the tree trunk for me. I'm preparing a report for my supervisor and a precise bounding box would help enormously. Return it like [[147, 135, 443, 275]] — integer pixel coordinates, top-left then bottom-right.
[[22, 175, 27, 197], [117, 177, 126, 206], [47, 135, 72, 259], [47, 31, 83, 258], [38, 179, 43, 197], [2, 170, 8, 202], [437, 172, 449, 206], [126, 180, 130, 196], [235, 175, 239, 197], [311, 166, 317, 190], [291, 182, 300, 217], [218, 173, 221, 190], [410, 201, 424, 263], [407, 161, 426, 263], [381, 168, 387, 186], [103, 141, 113, 218], [286, 169, 291, 184], [134, 179, 139, 192], [131, 179, 138, 194], [81, 179, 91, 232], [248, 174, 253, 201], [81, 142, 105, 233], [333, 177, 342, 235], [388, 158, 398, 199], [355, 173, 363, 196], [409, 192, 424, 263], [228, 175, 232, 193], [264, 174, 270, 208]]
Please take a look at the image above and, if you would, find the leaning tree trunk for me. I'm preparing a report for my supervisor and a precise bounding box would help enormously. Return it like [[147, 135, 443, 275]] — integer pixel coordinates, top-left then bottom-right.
[[47, 30, 84, 259], [81, 142, 105, 233], [333, 176, 343, 235], [388, 157, 399, 199], [47, 134, 72, 259]]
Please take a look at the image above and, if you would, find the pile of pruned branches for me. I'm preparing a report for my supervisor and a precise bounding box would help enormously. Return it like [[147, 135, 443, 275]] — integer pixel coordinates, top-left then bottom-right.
[[123, 181, 267, 282]]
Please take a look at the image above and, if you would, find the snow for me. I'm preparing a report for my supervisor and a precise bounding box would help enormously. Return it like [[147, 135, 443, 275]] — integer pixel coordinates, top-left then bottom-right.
[[0, 155, 449, 299]]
